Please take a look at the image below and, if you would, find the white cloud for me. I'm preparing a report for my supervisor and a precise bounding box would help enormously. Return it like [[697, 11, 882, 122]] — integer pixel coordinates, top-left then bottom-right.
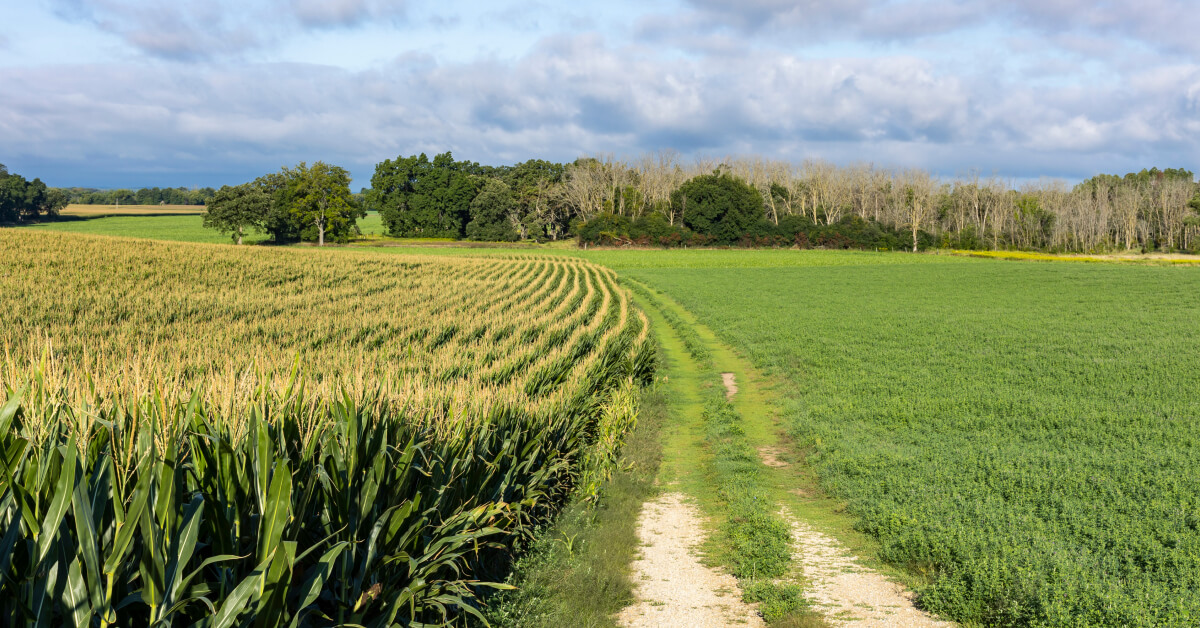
[[6, 1, 1200, 186], [47, 0, 408, 59], [4, 30, 1199, 188]]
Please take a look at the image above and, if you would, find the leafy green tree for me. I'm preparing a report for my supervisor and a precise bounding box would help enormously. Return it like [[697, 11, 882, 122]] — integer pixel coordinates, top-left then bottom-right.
[[0, 165, 58, 222], [255, 171, 300, 243], [466, 179, 519, 241], [20, 178, 48, 220], [42, 188, 68, 216], [368, 152, 477, 238], [203, 183, 270, 244], [0, 170, 24, 222], [671, 172, 764, 244], [288, 161, 362, 246]]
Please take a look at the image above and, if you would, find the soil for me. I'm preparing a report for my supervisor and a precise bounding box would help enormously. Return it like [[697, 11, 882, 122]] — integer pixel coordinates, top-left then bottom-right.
[[785, 514, 954, 627], [720, 372, 738, 399], [617, 492, 764, 628], [757, 446, 789, 468]]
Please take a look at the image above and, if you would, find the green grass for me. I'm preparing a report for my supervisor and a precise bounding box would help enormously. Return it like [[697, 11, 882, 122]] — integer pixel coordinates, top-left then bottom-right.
[[626, 258, 1200, 626], [629, 282, 826, 627], [571, 248, 980, 270]]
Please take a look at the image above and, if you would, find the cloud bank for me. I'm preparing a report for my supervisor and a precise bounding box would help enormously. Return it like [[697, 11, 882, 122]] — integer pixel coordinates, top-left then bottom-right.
[[4, 0, 1199, 187]]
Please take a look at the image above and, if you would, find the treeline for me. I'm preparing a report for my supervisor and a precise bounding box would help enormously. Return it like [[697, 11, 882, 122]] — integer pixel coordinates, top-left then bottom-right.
[[0, 164, 68, 222], [203, 161, 363, 245], [366, 153, 567, 241], [62, 186, 216, 206], [362, 152, 1200, 252]]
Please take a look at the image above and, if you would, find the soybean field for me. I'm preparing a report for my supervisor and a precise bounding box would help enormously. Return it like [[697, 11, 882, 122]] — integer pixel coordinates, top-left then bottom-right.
[[624, 256, 1200, 627]]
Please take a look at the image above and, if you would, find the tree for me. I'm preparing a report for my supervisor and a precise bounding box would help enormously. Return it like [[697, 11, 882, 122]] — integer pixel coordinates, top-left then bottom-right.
[[289, 161, 361, 246], [672, 172, 764, 244], [504, 159, 567, 239], [465, 178, 519, 241], [203, 183, 269, 244], [368, 152, 476, 238], [896, 169, 936, 252], [562, 157, 608, 223], [42, 188, 69, 216], [1012, 193, 1055, 250]]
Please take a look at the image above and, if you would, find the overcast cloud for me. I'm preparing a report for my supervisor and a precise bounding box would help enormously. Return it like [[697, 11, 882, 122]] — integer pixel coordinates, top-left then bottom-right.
[[2, 0, 1198, 187]]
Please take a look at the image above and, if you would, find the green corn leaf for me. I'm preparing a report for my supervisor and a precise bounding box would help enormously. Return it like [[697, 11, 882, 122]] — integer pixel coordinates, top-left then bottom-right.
[[210, 557, 271, 628], [137, 462, 166, 610], [103, 457, 153, 575], [0, 386, 23, 440], [70, 456, 104, 611], [36, 438, 77, 568], [289, 541, 348, 627], [0, 496, 24, 589], [63, 556, 92, 628], [0, 438, 38, 537], [30, 553, 61, 628], [160, 494, 205, 615], [152, 449, 177, 532], [257, 460, 291, 561]]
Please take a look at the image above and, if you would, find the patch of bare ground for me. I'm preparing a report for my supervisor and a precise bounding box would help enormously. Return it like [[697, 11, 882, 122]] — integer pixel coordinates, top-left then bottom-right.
[[785, 513, 954, 627], [721, 372, 738, 399], [617, 492, 764, 628], [757, 446, 789, 468]]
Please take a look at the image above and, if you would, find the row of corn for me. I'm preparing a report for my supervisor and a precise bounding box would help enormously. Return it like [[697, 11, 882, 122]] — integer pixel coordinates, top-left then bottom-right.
[[0, 231, 655, 625]]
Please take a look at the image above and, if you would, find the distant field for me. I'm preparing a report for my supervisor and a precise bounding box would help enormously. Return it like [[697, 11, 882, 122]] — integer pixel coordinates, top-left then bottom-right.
[[61, 203, 206, 215], [26, 214, 248, 243], [25, 211, 385, 244], [628, 257, 1200, 625]]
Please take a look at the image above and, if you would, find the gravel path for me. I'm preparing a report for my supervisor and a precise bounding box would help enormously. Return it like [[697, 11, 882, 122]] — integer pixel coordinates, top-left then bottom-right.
[[617, 492, 764, 628], [786, 515, 954, 627]]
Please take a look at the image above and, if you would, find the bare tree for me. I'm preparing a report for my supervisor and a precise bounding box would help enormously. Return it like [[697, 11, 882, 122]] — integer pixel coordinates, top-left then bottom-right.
[[895, 169, 937, 252], [1113, 184, 1142, 250], [1153, 178, 1194, 250], [563, 157, 608, 221]]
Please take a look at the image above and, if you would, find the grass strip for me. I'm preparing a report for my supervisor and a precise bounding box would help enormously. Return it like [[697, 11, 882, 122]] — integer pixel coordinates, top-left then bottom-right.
[[622, 278, 711, 367], [630, 277, 819, 626], [703, 392, 812, 623]]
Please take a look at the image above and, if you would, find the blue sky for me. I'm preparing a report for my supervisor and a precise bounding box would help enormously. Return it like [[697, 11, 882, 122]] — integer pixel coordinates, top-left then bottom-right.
[[2, 0, 1199, 188]]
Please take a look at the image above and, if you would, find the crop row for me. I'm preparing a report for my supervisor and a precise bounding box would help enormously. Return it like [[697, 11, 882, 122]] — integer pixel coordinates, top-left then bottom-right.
[[0, 231, 654, 626]]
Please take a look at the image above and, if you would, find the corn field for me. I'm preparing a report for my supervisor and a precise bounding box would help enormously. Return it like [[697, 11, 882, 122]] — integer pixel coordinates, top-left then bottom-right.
[[0, 231, 654, 626]]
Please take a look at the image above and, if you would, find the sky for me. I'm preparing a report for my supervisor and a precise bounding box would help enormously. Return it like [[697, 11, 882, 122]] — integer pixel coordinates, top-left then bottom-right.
[[2, 0, 1199, 189]]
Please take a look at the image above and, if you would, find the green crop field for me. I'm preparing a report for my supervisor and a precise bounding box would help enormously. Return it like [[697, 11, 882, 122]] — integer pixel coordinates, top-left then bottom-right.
[[0, 230, 652, 625], [9, 212, 1200, 626], [624, 256, 1200, 626]]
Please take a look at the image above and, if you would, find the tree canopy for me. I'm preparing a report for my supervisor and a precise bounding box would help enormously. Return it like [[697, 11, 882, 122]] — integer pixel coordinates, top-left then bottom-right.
[[288, 161, 361, 246], [201, 162, 362, 245], [0, 164, 67, 222], [465, 178, 519, 241], [203, 183, 270, 245], [368, 152, 477, 238], [672, 172, 764, 244]]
